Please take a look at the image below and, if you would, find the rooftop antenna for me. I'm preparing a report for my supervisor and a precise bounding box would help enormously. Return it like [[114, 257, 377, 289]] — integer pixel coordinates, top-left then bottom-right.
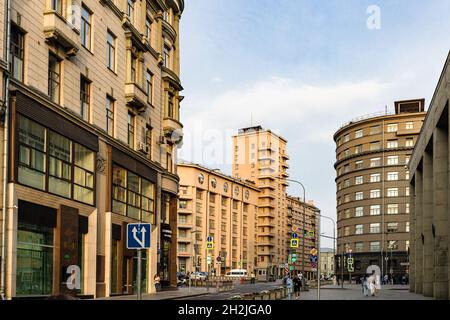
[[385, 105, 388, 114]]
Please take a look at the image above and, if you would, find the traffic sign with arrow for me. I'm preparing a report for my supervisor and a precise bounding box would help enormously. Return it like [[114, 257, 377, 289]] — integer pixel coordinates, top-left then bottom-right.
[[126, 223, 151, 249]]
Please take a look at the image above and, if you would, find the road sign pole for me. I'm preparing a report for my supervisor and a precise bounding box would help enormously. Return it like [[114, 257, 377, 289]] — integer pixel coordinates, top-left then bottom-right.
[[137, 249, 142, 300]]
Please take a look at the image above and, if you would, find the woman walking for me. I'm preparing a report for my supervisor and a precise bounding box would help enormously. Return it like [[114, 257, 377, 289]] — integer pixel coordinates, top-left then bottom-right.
[[154, 273, 161, 292]]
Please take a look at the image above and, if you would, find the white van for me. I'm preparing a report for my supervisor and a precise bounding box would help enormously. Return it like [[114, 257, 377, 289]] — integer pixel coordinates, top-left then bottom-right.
[[225, 269, 248, 278]]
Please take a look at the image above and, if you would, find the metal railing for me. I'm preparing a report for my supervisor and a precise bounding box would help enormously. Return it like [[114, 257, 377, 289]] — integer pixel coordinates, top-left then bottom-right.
[[337, 110, 395, 131]]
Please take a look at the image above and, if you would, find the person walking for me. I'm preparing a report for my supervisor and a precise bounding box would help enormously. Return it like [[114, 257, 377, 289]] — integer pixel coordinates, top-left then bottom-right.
[[285, 274, 294, 300], [250, 271, 256, 284], [293, 274, 302, 299], [362, 275, 369, 297], [154, 273, 161, 292]]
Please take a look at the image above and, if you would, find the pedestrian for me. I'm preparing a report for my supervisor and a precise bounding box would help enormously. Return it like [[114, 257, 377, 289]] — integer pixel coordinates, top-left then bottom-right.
[[383, 274, 388, 285], [362, 275, 369, 297], [154, 273, 161, 292], [285, 274, 294, 300], [293, 274, 302, 299], [332, 275, 337, 286]]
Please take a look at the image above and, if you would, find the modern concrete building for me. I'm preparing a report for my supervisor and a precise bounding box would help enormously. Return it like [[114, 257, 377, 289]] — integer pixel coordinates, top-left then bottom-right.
[[409, 52, 450, 300], [286, 196, 319, 279], [320, 248, 335, 279], [177, 162, 259, 275], [232, 126, 289, 280], [0, 0, 184, 299], [334, 100, 426, 282]]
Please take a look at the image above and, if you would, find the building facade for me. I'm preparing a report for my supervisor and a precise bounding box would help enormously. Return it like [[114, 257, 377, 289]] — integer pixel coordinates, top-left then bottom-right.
[[232, 126, 298, 280], [177, 162, 259, 275], [334, 100, 426, 282], [319, 248, 335, 279], [286, 196, 319, 280], [409, 52, 450, 300], [0, 0, 184, 299]]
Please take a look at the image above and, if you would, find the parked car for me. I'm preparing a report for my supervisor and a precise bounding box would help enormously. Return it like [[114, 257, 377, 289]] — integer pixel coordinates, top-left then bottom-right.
[[177, 272, 187, 286], [225, 269, 248, 278], [189, 272, 207, 281]]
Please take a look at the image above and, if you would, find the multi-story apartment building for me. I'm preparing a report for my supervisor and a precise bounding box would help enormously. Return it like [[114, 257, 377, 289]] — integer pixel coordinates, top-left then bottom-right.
[[0, 0, 184, 299], [334, 99, 426, 282], [232, 126, 291, 280], [409, 52, 450, 300], [286, 196, 319, 280], [177, 161, 259, 275]]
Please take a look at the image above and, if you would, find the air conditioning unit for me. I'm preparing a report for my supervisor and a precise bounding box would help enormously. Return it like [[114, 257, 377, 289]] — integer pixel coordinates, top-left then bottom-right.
[[137, 141, 148, 154]]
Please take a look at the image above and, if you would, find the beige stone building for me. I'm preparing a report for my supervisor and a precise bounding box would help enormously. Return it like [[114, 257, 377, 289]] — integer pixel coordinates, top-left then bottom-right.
[[177, 162, 259, 275], [334, 100, 426, 282], [232, 126, 319, 280], [409, 52, 450, 300], [286, 196, 319, 279], [319, 248, 335, 278], [0, 0, 184, 299]]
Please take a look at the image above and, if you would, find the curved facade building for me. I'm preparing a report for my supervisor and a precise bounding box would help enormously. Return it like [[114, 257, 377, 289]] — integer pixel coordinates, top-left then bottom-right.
[[334, 100, 426, 282]]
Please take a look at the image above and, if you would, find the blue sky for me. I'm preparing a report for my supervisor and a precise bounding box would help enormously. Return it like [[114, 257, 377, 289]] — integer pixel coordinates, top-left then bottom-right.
[[178, 0, 450, 247]]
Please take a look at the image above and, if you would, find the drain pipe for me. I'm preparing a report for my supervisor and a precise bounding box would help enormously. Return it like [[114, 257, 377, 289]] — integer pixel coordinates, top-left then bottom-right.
[[1, 0, 11, 301]]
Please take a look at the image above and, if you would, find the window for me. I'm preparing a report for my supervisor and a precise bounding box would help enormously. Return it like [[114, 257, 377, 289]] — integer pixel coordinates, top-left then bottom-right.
[[112, 165, 155, 223], [80, 75, 91, 121], [344, 209, 350, 218], [370, 125, 381, 135], [127, 0, 134, 23], [145, 125, 152, 159], [370, 158, 381, 167], [387, 140, 398, 148], [406, 187, 410, 196], [406, 203, 410, 214], [127, 112, 135, 148], [370, 142, 380, 151], [405, 156, 410, 165], [343, 134, 350, 143], [344, 227, 350, 236], [163, 46, 170, 68], [167, 93, 174, 118], [406, 122, 414, 130], [387, 188, 398, 197], [370, 189, 381, 198], [355, 225, 363, 235], [344, 194, 350, 203], [10, 24, 24, 81], [343, 149, 350, 157], [81, 5, 91, 50], [354, 145, 363, 154], [387, 172, 398, 181], [131, 53, 137, 82], [406, 222, 410, 232], [166, 149, 173, 173], [405, 170, 410, 180], [146, 70, 153, 104], [355, 161, 363, 170], [387, 123, 398, 132], [51, 0, 62, 14], [355, 192, 363, 201], [370, 223, 380, 233], [355, 207, 364, 217], [107, 31, 116, 71], [18, 115, 95, 204], [355, 242, 364, 252], [405, 138, 414, 147], [370, 205, 380, 216], [387, 204, 398, 215], [370, 241, 380, 252], [145, 17, 152, 43], [387, 156, 398, 165], [387, 223, 398, 233], [355, 176, 363, 185], [370, 173, 381, 183], [355, 130, 363, 139], [48, 53, 61, 103], [106, 96, 114, 136], [344, 179, 350, 188], [179, 200, 187, 209]]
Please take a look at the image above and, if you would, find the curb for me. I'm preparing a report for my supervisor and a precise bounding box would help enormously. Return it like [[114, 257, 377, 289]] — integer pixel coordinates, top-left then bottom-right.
[[161, 292, 212, 300]]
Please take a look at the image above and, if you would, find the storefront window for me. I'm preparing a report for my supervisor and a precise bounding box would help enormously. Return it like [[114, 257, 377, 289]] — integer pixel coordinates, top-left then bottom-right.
[[17, 115, 95, 205], [16, 222, 53, 296], [112, 165, 155, 223], [111, 239, 119, 294], [18, 115, 46, 190]]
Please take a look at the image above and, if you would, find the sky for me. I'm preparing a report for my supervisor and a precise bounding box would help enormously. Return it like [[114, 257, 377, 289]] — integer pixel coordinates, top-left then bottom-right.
[[177, 0, 450, 248]]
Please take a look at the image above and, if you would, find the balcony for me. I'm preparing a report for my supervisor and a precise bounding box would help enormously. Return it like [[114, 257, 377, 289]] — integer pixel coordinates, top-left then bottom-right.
[[258, 232, 275, 237], [177, 252, 191, 258], [258, 201, 275, 209], [43, 11, 79, 57], [281, 153, 290, 160], [162, 66, 183, 91], [163, 117, 184, 143], [177, 221, 192, 229], [258, 182, 276, 190], [162, 19, 177, 43], [258, 250, 276, 256], [257, 241, 275, 247], [259, 191, 276, 199], [179, 192, 193, 200], [125, 83, 148, 113], [177, 237, 192, 243], [258, 221, 274, 227], [178, 207, 192, 214]]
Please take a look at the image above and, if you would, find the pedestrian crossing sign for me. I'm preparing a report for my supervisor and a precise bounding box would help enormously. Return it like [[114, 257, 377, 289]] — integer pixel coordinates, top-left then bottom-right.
[[206, 242, 214, 250], [290, 239, 299, 248]]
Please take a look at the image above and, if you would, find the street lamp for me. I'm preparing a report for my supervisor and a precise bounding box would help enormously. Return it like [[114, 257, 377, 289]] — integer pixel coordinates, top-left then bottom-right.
[[189, 230, 202, 293], [316, 213, 336, 301]]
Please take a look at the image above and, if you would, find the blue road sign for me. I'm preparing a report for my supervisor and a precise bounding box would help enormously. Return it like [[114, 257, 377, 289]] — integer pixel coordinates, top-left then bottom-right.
[[292, 233, 298, 239], [309, 255, 318, 263], [127, 223, 151, 249], [207, 235, 213, 242]]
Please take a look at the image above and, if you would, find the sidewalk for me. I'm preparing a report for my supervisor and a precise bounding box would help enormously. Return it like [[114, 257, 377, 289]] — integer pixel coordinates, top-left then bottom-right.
[[96, 287, 212, 300]]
